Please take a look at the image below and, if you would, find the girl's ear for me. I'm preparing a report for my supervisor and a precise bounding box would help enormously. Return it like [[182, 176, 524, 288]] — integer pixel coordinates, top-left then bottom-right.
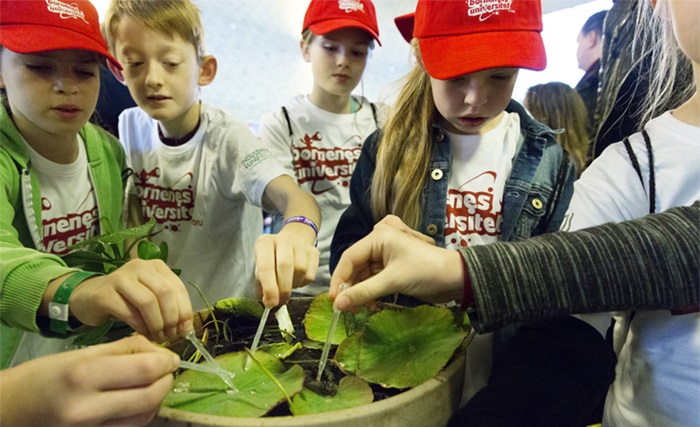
[[198, 55, 217, 86], [300, 39, 311, 63]]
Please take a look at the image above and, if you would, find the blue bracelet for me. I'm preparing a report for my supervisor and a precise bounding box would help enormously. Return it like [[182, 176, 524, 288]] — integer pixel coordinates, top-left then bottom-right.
[[283, 215, 319, 236]]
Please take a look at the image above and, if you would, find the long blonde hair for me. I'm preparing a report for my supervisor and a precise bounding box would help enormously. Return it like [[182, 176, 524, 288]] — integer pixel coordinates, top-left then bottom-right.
[[524, 82, 590, 176], [632, 0, 695, 125], [370, 40, 436, 228]]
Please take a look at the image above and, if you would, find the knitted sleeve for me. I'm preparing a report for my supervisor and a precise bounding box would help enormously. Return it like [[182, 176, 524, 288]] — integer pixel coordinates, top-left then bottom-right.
[[463, 201, 699, 333]]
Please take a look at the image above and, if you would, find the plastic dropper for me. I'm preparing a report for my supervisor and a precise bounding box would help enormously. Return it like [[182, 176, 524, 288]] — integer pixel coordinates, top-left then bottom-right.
[[185, 330, 237, 392], [316, 284, 349, 381], [245, 305, 271, 370]]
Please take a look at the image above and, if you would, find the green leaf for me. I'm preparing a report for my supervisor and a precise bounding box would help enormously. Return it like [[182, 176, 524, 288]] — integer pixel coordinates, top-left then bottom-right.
[[137, 240, 161, 261], [60, 251, 107, 273], [261, 342, 302, 359], [303, 293, 371, 344], [290, 376, 374, 415], [214, 297, 264, 318], [164, 351, 305, 417], [72, 321, 114, 346], [335, 305, 467, 389], [68, 218, 156, 250], [158, 241, 169, 262]]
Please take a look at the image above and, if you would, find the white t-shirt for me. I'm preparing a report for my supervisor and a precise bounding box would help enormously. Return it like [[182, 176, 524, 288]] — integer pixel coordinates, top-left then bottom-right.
[[445, 112, 519, 249], [447, 112, 520, 404], [12, 136, 97, 366], [119, 102, 289, 310], [259, 95, 381, 292], [563, 111, 700, 427]]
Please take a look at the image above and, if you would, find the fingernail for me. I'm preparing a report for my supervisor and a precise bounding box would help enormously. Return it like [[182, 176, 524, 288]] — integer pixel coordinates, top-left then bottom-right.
[[182, 320, 193, 333], [172, 354, 180, 369]]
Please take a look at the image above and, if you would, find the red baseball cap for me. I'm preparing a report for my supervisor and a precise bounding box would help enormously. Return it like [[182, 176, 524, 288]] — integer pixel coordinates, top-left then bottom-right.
[[303, 0, 381, 46], [0, 0, 121, 70], [396, 0, 546, 80]]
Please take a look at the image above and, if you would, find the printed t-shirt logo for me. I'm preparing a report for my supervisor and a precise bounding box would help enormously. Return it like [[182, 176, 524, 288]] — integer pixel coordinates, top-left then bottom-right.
[[42, 200, 99, 255], [445, 171, 503, 247], [292, 131, 362, 195], [338, 0, 365, 13], [45, 0, 88, 23], [467, 0, 515, 21], [133, 167, 195, 232]]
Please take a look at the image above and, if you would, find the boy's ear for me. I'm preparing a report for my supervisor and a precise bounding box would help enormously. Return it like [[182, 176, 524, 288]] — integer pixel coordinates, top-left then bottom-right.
[[300, 40, 311, 63], [198, 55, 217, 86]]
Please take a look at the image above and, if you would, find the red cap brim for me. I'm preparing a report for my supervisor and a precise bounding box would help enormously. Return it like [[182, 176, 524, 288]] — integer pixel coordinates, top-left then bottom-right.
[[0, 24, 122, 70], [418, 30, 546, 80], [309, 19, 381, 46], [394, 12, 415, 43]]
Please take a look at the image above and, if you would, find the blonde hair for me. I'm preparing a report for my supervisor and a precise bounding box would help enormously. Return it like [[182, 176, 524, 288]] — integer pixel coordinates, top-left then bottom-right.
[[370, 40, 436, 228], [524, 82, 590, 176], [102, 0, 206, 60], [632, 0, 695, 125]]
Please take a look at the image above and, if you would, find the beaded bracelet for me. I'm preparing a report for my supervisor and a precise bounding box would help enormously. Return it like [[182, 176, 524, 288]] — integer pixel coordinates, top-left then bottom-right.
[[283, 215, 319, 237]]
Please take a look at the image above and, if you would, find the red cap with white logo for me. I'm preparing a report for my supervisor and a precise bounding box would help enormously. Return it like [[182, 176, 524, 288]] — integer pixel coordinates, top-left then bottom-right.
[[394, 0, 546, 80], [0, 0, 121, 69], [303, 0, 381, 46]]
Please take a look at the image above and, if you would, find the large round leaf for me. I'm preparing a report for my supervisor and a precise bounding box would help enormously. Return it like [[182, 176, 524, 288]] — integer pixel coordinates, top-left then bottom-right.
[[290, 376, 374, 415], [164, 351, 304, 417], [304, 293, 371, 344], [335, 305, 466, 389]]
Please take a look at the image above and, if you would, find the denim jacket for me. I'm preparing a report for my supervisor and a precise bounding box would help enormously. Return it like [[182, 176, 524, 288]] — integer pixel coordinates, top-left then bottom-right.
[[330, 100, 576, 271]]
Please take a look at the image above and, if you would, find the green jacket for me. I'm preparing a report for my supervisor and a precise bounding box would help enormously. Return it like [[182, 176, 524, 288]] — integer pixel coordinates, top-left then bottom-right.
[[0, 103, 126, 368]]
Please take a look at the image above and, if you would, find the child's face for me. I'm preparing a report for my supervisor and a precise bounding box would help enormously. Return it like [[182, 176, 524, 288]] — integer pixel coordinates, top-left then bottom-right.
[[112, 16, 203, 131], [0, 48, 100, 142], [303, 27, 372, 97], [430, 68, 518, 135], [667, 0, 699, 65]]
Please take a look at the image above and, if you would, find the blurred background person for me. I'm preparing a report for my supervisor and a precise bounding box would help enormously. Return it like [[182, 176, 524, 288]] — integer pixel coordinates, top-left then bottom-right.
[[524, 82, 591, 177], [574, 10, 607, 141]]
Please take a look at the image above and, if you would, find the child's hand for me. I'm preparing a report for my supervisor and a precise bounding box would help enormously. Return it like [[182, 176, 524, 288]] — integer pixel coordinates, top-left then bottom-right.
[[330, 215, 464, 311], [0, 335, 179, 427], [254, 230, 320, 307], [69, 259, 193, 343]]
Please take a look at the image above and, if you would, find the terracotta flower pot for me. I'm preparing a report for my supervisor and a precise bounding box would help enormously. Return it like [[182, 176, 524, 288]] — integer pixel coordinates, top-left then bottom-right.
[[151, 298, 471, 427]]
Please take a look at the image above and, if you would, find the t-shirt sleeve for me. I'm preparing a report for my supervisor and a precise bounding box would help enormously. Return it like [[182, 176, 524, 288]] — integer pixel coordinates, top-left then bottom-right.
[[562, 138, 650, 232], [258, 109, 296, 178], [220, 122, 291, 208]]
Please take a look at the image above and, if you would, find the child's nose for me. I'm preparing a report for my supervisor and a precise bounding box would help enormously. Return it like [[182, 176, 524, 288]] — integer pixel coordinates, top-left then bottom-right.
[[53, 74, 79, 95], [463, 84, 487, 107], [145, 64, 164, 88], [336, 50, 350, 68]]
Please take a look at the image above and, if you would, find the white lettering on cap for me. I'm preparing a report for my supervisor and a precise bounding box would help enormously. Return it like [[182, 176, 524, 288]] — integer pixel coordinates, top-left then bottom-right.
[[45, 0, 88, 24], [338, 0, 365, 14], [467, 0, 515, 22]]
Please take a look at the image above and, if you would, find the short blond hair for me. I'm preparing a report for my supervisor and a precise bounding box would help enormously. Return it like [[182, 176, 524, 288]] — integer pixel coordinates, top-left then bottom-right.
[[102, 0, 206, 60]]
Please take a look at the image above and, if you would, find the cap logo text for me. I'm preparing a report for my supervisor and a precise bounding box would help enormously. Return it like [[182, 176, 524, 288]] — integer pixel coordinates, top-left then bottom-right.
[[338, 0, 365, 14], [45, 0, 88, 24], [466, 0, 515, 21]]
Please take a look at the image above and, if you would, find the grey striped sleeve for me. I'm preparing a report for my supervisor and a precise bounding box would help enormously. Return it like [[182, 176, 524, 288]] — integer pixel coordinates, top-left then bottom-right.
[[462, 201, 700, 333]]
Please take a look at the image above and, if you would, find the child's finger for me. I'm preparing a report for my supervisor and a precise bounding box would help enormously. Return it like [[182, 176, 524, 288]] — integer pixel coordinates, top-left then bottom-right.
[[254, 235, 280, 307]]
